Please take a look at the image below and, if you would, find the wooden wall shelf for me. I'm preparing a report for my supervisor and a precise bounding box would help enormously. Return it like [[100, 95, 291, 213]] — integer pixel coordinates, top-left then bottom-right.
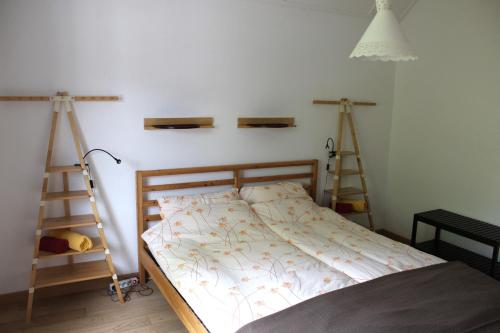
[[144, 117, 214, 130], [313, 99, 376, 106], [237, 117, 295, 128]]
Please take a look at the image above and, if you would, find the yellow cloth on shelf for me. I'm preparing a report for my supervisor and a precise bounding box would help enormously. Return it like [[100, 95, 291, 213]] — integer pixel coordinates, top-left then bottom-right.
[[337, 199, 367, 212], [48, 230, 93, 252]]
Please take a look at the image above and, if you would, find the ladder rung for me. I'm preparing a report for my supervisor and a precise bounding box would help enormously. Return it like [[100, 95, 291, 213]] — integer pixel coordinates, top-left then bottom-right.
[[341, 210, 369, 216], [34, 260, 111, 288], [39, 238, 103, 258], [324, 187, 366, 197], [48, 165, 83, 173], [42, 214, 96, 230], [339, 151, 356, 156], [338, 187, 365, 196], [45, 191, 89, 201], [329, 169, 360, 176]]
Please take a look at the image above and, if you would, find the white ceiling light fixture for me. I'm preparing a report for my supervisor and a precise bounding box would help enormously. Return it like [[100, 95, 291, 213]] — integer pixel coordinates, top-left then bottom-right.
[[350, 0, 417, 61]]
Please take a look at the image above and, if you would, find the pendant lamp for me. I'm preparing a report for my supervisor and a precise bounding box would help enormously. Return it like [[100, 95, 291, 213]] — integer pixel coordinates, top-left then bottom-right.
[[350, 0, 417, 61]]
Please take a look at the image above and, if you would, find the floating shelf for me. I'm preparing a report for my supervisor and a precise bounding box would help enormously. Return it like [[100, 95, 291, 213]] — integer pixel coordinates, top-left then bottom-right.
[[237, 117, 295, 128], [313, 99, 376, 106], [144, 117, 214, 130]]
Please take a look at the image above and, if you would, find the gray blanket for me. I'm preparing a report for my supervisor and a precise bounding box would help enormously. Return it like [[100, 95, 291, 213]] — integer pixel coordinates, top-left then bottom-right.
[[236, 262, 500, 333]]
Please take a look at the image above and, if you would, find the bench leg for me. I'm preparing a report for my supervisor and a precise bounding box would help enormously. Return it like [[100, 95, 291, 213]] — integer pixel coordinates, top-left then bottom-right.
[[434, 227, 441, 254], [410, 217, 418, 247], [491, 246, 499, 277]]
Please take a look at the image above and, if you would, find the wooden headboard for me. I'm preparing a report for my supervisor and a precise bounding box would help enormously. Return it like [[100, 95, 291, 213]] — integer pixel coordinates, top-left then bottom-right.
[[136, 159, 318, 241]]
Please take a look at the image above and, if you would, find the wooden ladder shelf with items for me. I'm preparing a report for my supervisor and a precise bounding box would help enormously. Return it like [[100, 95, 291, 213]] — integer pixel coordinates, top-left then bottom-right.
[[0, 92, 125, 321], [313, 98, 375, 231]]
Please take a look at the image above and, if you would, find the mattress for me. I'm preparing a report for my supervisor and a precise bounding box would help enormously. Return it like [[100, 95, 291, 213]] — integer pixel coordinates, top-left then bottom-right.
[[142, 198, 443, 333]]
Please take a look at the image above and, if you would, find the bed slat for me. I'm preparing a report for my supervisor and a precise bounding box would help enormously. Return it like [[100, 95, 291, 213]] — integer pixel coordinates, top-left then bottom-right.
[[240, 172, 313, 184], [143, 179, 234, 192]]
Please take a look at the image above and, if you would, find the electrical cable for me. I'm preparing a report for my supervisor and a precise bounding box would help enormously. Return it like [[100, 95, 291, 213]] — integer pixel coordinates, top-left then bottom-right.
[[322, 156, 332, 205], [322, 137, 336, 206]]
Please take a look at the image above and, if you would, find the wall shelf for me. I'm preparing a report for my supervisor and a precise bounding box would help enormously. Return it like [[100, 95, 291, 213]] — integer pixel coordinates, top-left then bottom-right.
[[237, 117, 295, 128], [144, 117, 214, 130]]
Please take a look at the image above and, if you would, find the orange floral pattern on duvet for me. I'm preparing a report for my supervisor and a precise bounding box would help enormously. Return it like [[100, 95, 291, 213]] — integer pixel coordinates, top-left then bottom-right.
[[142, 200, 356, 333], [251, 197, 445, 283]]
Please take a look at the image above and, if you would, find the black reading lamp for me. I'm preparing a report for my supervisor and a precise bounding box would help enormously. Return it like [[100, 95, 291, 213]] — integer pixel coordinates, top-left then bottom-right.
[[325, 138, 336, 171], [75, 148, 121, 189], [82, 149, 121, 164], [321, 138, 336, 205]]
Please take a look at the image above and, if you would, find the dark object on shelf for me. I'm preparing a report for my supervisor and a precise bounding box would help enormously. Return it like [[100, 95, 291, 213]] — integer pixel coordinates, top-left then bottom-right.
[[144, 117, 213, 130], [411, 209, 500, 277], [246, 123, 289, 128], [152, 124, 201, 129], [39, 236, 70, 254], [335, 203, 354, 214], [237, 117, 295, 128]]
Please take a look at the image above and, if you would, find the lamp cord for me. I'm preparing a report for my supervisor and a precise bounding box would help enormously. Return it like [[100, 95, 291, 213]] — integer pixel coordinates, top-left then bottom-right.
[[322, 156, 332, 205], [83, 149, 121, 164]]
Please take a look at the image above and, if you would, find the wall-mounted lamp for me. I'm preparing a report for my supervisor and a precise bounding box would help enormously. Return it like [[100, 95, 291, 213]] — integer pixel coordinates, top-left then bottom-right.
[[74, 148, 122, 189]]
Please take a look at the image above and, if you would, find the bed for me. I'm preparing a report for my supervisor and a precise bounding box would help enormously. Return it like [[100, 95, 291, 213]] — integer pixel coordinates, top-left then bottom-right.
[[137, 160, 321, 333], [136, 160, 500, 333]]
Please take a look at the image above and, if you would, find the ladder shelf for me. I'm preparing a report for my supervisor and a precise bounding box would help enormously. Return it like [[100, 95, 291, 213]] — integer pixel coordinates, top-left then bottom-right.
[[315, 98, 375, 231], [35, 260, 112, 289], [0, 91, 126, 321]]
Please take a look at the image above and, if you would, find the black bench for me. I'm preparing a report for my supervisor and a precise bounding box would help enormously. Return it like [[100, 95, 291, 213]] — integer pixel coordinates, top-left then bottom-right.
[[411, 209, 500, 277]]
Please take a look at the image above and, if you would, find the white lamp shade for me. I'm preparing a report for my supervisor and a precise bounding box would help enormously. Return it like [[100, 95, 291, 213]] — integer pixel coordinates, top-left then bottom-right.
[[350, 0, 417, 61]]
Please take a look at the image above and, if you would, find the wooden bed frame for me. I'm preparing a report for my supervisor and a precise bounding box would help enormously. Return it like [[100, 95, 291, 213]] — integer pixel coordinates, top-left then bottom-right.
[[136, 160, 318, 333]]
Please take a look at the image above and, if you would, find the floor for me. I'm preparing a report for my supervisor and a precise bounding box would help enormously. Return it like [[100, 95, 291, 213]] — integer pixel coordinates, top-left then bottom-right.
[[0, 284, 187, 333]]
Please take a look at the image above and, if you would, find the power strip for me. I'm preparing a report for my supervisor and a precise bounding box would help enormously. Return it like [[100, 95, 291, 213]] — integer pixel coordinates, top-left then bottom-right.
[[109, 277, 139, 293]]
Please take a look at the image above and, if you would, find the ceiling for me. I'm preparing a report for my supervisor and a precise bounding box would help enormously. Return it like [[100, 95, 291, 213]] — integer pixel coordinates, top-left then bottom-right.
[[256, 0, 419, 19]]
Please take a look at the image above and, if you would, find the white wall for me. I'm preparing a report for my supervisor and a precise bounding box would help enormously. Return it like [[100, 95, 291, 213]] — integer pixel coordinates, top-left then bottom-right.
[[387, 0, 500, 255], [0, 0, 396, 294]]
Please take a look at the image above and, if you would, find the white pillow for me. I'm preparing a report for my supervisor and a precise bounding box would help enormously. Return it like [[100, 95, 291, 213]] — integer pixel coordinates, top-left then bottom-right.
[[157, 188, 240, 219], [239, 181, 310, 204]]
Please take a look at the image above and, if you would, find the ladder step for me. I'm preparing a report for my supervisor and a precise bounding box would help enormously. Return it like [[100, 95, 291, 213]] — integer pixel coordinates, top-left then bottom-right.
[[48, 165, 83, 173], [42, 214, 96, 230], [39, 238, 103, 258], [338, 187, 365, 196], [35, 260, 111, 288], [341, 210, 369, 216], [45, 190, 89, 201], [325, 187, 366, 197], [339, 151, 356, 156], [329, 169, 360, 176]]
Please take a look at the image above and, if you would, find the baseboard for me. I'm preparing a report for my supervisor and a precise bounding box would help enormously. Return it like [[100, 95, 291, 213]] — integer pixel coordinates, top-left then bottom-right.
[[376, 229, 410, 244], [0, 272, 138, 305]]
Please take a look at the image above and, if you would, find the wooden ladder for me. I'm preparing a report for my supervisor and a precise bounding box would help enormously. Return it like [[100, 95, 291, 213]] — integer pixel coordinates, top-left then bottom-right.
[[0, 92, 125, 321], [314, 98, 375, 231]]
